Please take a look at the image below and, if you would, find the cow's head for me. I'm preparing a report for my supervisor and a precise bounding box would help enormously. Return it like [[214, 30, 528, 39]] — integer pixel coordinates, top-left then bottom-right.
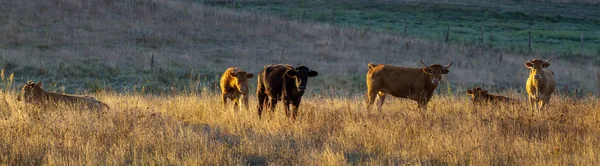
[[229, 69, 254, 93], [421, 60, 453, 84], [524, 57, 552, 83], [17, 81, 44, 102], [467, 87, 488, 101], [285, 66, 318, 92]]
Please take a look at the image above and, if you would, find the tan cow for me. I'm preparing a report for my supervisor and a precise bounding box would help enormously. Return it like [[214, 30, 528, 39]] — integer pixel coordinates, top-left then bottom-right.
[[466, 87, 515, 104], [220, 67, 254, 111], [17, 81, 109, 111], [366, 60, 452, 111], [525, 57, 556, 111]]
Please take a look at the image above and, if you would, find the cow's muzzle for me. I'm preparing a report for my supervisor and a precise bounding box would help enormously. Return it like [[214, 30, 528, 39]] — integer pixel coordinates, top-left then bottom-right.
[[432, 79, 440, 84], [534, 74, 541, 80]]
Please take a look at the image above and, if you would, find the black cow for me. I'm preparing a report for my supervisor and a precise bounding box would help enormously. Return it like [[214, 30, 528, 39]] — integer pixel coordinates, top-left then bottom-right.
[[256, 64, 318, 119]]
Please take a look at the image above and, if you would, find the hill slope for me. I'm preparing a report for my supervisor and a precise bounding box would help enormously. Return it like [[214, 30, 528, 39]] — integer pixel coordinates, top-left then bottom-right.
[[0, 0, 598, 94]]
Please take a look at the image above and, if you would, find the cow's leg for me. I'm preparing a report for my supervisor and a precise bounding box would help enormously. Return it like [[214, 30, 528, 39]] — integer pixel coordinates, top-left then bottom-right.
[[366, 89, 379, 111], [376, 92, 386, 112], [269, 97, 278, 112], [242, 94, 249, 111], [527, 95, 534, 111], [284, 100, 291, 117], [292, 99, 301, 119], [221, 94, 228, 111], [257, 92, 266, 118], [233, 98, 240, 111]]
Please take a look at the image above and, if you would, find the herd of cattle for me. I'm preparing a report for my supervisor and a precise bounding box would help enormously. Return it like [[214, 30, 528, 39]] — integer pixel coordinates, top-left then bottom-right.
[[17, 57, 556, 118]]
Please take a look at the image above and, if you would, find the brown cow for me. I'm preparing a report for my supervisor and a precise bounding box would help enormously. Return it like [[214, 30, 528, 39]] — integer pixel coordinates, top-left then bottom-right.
[[366, 60, 452, 111], [466, 87, 515, 104], [220, 67, 254, 111], [525, 57, 556, 111], [17, 81, 109, 111]]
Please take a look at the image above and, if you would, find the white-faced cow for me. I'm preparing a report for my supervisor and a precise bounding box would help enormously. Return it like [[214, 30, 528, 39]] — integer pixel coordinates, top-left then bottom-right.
[[256, 64, 318, 119], [366, 60, 452, 111], [525, 57, 556, 111], [220, 67, 254, 111]]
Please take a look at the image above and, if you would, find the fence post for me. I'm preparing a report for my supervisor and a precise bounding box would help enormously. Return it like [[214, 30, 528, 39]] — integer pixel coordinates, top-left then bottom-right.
[[301, 10, 306, 23], [331, 9, 336, 26], [403, 23, 407, 38], [445, 25, 450, 43], [528, 31, 532, 52], [367, 17, 371, 32], [580, 32, 584, 55]]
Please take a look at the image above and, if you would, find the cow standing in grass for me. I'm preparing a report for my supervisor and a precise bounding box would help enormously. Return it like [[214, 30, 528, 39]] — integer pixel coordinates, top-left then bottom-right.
[[466, 87, 516, 104], [525, 57, 556, 111], [220, 67, 254, 111], [17, 81, 109, 111], [256, 64, 318, 119], [366, 60, 452, 111]]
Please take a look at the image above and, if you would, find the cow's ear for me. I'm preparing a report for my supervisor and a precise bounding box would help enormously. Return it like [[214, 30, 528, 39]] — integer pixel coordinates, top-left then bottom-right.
[[247, 73, 254, 78], [36, 82, 43, 88], [525, 62, 534, 68], [542, 62, 550, 68], [308, 70, 318, 77], [422, 68, 432, 74], [285, 70, 297, 77], [442, 68, 450, 74], [467, 89, 473, 94]]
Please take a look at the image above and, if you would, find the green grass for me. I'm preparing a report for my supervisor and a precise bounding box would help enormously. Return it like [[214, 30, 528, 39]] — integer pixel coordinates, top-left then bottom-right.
[[210, 1, 600, 55]]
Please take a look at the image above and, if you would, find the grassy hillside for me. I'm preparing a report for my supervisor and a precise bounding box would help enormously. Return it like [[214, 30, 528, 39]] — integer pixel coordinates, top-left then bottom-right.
[[0, 0, 599, 94], [209, 0, 600, 56], [1, 1, 600, 165]]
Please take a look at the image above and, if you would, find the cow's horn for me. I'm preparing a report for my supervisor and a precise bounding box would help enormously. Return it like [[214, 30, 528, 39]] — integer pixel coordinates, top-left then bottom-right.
[[419, 60, 428, 67], [445, 61, 454, 68], [547, 56, 554, 62]]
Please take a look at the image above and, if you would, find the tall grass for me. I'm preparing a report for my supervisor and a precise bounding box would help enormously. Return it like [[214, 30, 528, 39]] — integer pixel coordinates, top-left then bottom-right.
[[1, 84, 599, 165]]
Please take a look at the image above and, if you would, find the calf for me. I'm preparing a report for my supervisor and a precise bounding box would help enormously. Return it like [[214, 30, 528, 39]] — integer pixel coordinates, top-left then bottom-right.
[[220, 67, 254, 111], [466, 87, 515, 104], [256, 64, 318, 119], [17, 81, 109, 111], [366, 60, 452, 111], [525, 57, 556, 111]]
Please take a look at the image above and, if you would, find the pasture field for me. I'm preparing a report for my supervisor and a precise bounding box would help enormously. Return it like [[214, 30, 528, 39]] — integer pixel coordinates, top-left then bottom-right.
[[1, 86, 600, 165], [209, 0, 600, 56], [1, 0, 599, 93], [1, 0, 600, 165]]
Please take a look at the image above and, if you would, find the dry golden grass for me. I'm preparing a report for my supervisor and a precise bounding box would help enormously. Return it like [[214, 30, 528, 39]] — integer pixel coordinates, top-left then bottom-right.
[[2, 86, 599, 165]]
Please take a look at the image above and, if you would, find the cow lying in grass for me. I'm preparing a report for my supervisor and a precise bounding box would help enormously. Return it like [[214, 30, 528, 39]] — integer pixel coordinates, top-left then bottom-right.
[[466, 87, 516, 104], [17, 81, 109, 111]]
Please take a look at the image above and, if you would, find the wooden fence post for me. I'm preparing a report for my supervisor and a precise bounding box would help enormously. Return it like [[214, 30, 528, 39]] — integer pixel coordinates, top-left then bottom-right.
[[580, 32, 584, 55], [301, 10, 306, 23], [528, 31, 532, 52], [445, 26, 450, 43], [331, 9, 336, 25], [403, 23, 407, 38]]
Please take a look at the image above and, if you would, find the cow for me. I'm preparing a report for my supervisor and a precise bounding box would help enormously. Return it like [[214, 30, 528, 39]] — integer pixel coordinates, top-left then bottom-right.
[[17, 81, 109, 111], [466, 87, 515, 104], [220, 67, 254, 111], [256, 64, 318, 119], [525, 57, 556, 111], [366, 60, 452, 111]]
